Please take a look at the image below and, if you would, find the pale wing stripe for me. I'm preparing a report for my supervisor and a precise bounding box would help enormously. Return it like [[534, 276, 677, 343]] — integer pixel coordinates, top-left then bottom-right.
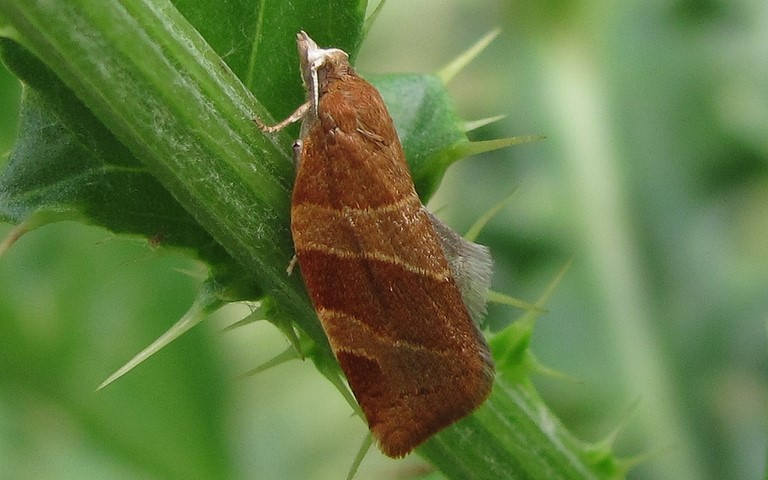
[[319, 308, 457, 356], [300, 242, 450, 281], [293, 195, 422, 219]]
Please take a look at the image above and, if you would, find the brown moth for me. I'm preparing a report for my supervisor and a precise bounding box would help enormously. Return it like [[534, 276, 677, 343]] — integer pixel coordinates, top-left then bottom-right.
[[257, 31, 494, 458]]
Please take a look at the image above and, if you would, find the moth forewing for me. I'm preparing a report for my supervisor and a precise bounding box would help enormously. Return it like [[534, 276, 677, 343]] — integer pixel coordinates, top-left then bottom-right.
[[256, 31, 495, 458]]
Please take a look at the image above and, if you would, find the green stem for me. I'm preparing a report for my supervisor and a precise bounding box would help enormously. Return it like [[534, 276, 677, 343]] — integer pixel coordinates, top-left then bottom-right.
[[0, 0, 327, 349]]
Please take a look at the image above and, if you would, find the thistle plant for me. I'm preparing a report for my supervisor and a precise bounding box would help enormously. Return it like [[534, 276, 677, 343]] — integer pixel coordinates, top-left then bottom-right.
[[0, 1, 629, 478]]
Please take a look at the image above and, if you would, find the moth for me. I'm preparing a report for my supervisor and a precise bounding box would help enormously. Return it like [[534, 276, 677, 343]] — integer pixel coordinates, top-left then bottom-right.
[[257, 31, 494, 458]]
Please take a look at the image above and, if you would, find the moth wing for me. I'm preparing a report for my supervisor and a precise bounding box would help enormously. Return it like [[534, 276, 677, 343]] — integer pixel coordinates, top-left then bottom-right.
[[426, 210, 493, 325]]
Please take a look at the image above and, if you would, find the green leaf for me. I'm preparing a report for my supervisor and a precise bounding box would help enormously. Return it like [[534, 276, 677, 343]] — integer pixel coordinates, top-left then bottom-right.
[[172, 0, 366, 123], [370, 73, 469, 201], [0, 40, 226, 261]]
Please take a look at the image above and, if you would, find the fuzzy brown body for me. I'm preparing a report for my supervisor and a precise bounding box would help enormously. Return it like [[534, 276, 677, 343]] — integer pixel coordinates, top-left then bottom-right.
[[289, 44, 494, 457]]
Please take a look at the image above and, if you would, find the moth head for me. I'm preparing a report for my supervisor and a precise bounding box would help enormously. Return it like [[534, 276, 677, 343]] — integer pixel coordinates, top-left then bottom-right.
[[296, 31, 350, 112]]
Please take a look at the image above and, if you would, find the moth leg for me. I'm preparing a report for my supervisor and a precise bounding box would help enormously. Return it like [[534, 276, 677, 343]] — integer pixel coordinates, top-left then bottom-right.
[[253, 100, 312, 133], [286, 254, 298, 275], [292, 140, 303, 167]]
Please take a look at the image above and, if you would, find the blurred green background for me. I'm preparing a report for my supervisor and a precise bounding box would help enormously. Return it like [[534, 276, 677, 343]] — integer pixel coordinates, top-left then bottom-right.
[[1, 0, 767, 479]]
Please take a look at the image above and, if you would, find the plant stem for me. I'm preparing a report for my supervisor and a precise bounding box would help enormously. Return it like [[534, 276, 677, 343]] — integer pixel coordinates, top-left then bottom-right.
[[0, 0, 329, 348]]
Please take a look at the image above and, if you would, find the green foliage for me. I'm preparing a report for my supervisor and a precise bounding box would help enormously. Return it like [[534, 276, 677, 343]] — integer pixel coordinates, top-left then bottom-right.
[[371, 73, 467, 198], [0, 1, 633, 479], [7, 0, 739, 479]]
